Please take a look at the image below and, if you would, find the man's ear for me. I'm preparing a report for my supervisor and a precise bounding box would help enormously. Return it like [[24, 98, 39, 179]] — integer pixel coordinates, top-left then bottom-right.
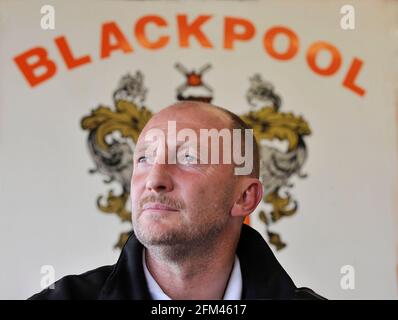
[[231, 178, 263, 219]]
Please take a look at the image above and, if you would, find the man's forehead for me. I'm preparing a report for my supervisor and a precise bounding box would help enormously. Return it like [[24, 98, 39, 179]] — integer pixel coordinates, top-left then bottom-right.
[[135, 139, 196, 152], [138, 104, 232, 142], [153, 104, 229, 124]]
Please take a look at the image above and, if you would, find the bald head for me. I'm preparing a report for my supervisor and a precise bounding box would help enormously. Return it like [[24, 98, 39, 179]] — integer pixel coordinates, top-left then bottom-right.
[[148, 101, 232, 130]]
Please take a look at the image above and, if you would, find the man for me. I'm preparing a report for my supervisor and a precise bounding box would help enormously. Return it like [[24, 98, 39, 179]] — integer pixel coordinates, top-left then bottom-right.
[[30, 101, 323, 300]]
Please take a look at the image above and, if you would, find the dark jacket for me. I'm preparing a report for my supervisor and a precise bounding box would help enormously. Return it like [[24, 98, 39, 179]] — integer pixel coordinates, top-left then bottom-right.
[[29, 224, 324, 300]]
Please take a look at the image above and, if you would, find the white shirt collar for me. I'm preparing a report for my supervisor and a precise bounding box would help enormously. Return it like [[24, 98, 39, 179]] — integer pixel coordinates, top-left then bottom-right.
[[142, 249, 242, 300]]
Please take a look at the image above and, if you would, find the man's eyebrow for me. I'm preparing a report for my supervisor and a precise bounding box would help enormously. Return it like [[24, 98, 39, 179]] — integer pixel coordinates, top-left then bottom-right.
[[176, 139, 194, 146], [135, 142, 155, 153], [135, 139, 195, 152]]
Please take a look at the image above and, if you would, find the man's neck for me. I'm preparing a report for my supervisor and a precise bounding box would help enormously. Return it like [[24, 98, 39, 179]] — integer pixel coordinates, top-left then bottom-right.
[[144, 235, 239, 300]]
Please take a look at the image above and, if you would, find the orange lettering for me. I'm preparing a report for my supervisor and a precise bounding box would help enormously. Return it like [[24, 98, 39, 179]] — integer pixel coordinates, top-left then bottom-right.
[[224, 17, 255, 49], [177, 15, 213, 48], [306, 41, 342, 76], [264, 26, 299, 60], [135, 15, 169, 50], [13, 47, 57, 87], [343, 58, 366, 96], [101, 21, 133, 58], [55, 36, 91, 69]]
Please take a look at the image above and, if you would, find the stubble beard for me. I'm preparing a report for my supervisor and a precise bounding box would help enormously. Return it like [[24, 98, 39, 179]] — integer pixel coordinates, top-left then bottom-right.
[[132, 190, 233, 261]]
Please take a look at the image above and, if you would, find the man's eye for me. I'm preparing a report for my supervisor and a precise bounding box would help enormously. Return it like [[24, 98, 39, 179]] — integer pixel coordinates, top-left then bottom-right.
[[182, 154, 197, 164], [137, 156, 148, 163]]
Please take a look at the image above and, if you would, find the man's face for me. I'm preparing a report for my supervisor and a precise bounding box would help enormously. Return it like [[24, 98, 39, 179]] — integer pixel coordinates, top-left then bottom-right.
[[130, 106, 237, 248]]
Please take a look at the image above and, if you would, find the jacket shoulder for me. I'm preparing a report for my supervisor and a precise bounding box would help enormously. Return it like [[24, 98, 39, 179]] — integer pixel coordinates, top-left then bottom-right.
[[28, 265, 114, 300], [294, 287, 326, 300]]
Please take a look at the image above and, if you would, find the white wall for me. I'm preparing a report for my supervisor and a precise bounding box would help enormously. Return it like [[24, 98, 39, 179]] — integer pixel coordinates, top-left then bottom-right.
[[0, 0, 397, 299]]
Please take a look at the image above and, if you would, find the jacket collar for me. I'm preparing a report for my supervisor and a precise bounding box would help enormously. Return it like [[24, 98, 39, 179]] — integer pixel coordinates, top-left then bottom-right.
[[237, 224, 297, 299], [98, 224, 297, 300]]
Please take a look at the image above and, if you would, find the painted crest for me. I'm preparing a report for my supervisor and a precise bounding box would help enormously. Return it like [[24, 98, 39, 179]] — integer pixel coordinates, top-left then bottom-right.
[[81, 68, 311, 251]]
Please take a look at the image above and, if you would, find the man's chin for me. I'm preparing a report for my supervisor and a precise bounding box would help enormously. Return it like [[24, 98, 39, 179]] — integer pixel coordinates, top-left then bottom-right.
[[135, 223, 187, 246], [137, 232, 186, 246]]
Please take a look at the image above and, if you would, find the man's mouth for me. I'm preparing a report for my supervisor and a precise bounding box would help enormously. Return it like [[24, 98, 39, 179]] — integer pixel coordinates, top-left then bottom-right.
[[142, 202, 179, 212]]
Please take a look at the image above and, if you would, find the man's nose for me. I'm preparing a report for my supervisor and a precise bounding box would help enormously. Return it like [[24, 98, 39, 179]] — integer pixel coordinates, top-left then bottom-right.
[[145, 162, 174, 193]]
